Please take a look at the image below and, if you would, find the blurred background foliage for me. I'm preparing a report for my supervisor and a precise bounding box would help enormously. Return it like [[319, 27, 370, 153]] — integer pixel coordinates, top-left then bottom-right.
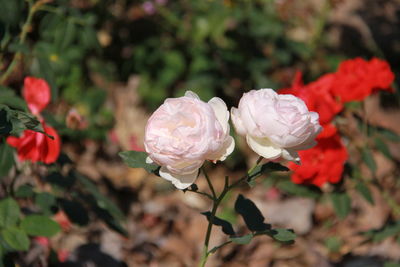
[[1, 0, 400, 266]]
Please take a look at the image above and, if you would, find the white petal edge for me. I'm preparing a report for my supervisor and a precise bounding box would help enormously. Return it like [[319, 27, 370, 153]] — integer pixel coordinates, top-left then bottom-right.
[[231, 107, 247, 136], [146, 156, 154, 164], [281, 149, 300, 164], [208, 97, 229, 133], [159, 166, 199, 190], [208, 136, 235, 162], [184, 90, 200, 99], [246, 135, 282, 159]]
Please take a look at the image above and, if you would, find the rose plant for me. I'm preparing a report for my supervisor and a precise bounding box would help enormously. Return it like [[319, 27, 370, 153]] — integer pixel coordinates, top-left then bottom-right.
[[0, 76, 126, 265], [121, 89, 322, 266]]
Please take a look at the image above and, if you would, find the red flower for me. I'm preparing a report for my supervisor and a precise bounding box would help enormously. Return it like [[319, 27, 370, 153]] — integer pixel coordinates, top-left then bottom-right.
[[7, 122, 61, 164], [288, 131, 348, 187], [23, 77, 51, 115], [331, 57, 394, 103], [279, 71, 343, 128]]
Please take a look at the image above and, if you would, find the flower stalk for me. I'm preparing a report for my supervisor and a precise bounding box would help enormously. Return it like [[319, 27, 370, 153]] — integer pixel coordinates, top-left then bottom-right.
[[198, 157, 263, 267]]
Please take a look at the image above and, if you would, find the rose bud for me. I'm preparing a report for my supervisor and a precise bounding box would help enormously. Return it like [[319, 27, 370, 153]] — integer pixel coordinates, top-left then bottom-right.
[[231, 89, 321, 163], [144, 91, 234, 189]]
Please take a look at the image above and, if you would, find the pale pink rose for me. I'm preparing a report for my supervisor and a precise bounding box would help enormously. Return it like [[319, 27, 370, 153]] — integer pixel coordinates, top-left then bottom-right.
[[231, 89, 321, 163], [144, 91, 234, 189]]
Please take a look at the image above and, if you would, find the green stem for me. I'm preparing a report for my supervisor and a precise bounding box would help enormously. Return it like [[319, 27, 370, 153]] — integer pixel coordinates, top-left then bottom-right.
[[199, 174, 230, 266], [186, 188, 214, 201], [198, 157, 263, 266], [228, 156, 263, 190], [0, 0, 47, 84], [203, 167, 217, 199]]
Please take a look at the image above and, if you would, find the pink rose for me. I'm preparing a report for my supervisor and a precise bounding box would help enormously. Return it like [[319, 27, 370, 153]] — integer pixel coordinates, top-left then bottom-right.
[[144, 91, 234, 189], [231, 89, 321, 162]]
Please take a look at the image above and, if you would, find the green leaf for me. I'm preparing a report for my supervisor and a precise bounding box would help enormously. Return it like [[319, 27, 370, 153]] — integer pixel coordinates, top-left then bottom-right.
[[0, 106, 52, 138], [201, 211, 235, 236], [0, 87, 27, 111], [75, 173, 124, 220], [355, 182, 374, 205], [379, 129, 400, 142], [0, 198, 20, 228], [247, 162, 288, 186], [0, 143, 14, 179], [0, 107, 12, 135], [267, 228, 296, 242], [59, 199, 89, 226], [361, 147, 376, 174], [230, 234, 253, 245], [1, 228, 30, 251], [325, 236, 342, 253], [276, 180, 320, 199], [364, 221, 400, 242], [385, 262, 400, 267], [119, 151, 159, 174], [0, 0, 23, 26], [8, 109, 46, 137], [8, 43, 29, 55], [35, 193, 56, 215], [234, 194, 270, 232], [20, 215, 60, 237], [374, 137, 391, 159], [14, 184, 34, 198], [330, 192, 351, 219]]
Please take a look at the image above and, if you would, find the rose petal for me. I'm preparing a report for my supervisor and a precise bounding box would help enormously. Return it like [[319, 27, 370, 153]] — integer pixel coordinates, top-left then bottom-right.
[[23, 77, 51, 115], [184, 90, 200, 99], [146, 156, 154, 164], [159, 166, 199, 189], [207, 136, 235, 162], [231, 107, 247, 135], [281, 149, 300, 163], [246, 135, 282, 159], [208, 97, 229, 133]]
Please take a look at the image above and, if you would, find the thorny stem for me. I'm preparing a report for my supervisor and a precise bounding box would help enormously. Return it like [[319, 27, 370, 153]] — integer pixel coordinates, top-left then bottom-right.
[[197, 156, 263, 267], [228, 156, 263, 190], [186, 188, 214, 201], [202, 167, 217, 199], [0, 0, 52, 84]]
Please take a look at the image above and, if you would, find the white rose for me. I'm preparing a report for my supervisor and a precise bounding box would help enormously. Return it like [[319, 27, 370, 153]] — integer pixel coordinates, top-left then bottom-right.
[[231, 89, 321, 162], [144, 91, 234, 189]]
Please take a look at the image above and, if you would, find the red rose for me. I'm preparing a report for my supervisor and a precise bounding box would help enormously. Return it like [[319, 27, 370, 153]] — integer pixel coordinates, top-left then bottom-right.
[[23, 77, 51, 115], [7, 122, 61, 164], [279, 72, 343, 127], [331, 57, 394, 103], [288, 131, 348, 187]]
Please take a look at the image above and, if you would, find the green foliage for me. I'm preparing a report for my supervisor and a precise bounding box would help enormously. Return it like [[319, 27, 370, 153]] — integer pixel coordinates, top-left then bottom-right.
[[385, 262, 400, 267], [35, 192, 57, 215], [361, 147, 377, 174], [201, 212, 235, 236], [0, 143, 14, 179], [276, 180, 320, 199], [330, 192, 351, 219], [1, 228, 30, 251], [325, 236, 342, 253], [364, 221, 400, 242], [355, 182, 374, 205], [20, 215, 60, 237], [374, 137, 391, 159], [0, 87, 27, 111], [230, 234, 252, 245], [0, 198, 20, 228], [247, 162, 289, 186], [0, 105, 45, 136], [235, 194, 270, 232], [119, 151, 159, 174]]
